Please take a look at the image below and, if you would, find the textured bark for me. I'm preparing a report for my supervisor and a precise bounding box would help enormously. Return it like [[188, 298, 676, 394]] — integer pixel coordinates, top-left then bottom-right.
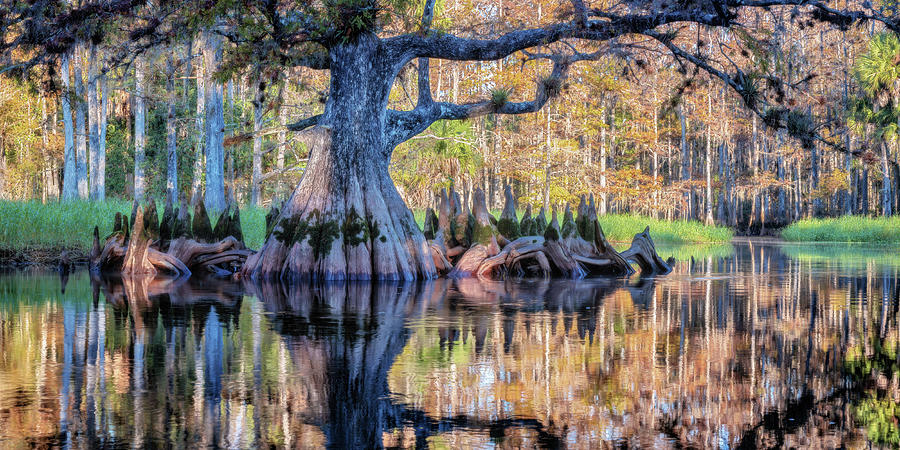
[[87, 44, 101, 200], [243, 35, 436, 281], [97, 71, 108, 200], [73, 44, 89, 199], [60, 51, 77, 200], [134, 56, 147, 202], [203, 31, 226, 212], [191, 34, 206, 206], [166, 55, 179, 204], [250, 77, 265, 206]]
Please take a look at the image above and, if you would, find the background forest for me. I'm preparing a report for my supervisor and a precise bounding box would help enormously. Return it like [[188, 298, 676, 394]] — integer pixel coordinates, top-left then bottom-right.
[[1, 0, 899, 235]]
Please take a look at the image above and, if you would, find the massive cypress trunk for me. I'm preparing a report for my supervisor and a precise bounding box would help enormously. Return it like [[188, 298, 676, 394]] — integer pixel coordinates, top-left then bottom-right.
[[242, 35, 436, 281]]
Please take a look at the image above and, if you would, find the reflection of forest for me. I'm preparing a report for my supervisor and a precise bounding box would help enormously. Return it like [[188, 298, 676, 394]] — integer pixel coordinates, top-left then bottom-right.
[[0, 241, 898, 448]]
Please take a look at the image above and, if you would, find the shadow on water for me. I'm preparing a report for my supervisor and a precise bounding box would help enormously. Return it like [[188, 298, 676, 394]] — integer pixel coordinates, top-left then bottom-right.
[[1, 240, 900, 447]]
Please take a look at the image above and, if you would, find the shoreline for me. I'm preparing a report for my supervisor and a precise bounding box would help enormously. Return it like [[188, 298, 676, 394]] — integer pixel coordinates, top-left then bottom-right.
[[0, 246, 87, 270]]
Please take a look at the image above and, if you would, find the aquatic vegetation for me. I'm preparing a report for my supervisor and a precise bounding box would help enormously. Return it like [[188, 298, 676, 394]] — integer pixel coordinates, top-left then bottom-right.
[[782, 215, 900, 243]]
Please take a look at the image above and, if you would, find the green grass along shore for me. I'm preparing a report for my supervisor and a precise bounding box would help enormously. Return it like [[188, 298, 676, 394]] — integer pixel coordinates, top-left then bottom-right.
[[781, 216, 900, 244], [6, 200, 898, 259], [0, 200, 734, 259]]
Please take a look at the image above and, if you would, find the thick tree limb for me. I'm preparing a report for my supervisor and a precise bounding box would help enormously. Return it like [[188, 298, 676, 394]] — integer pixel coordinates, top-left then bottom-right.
[[387, 51, 591, 147], [286, 114, 322, 132]]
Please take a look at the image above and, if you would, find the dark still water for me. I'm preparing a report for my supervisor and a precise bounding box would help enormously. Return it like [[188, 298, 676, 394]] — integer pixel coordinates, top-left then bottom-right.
[[1, 240, 899, 448]]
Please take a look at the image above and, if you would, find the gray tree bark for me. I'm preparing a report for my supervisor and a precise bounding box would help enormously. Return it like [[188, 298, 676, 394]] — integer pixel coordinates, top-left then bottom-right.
[[203, 31, 226, 212], [60, 51, 77, 201], [134, 56, 147, 202], [191, 34, 206, 205], [87, 45, 105, 200], [73, 44, 89, 199], [166, 54, 179, 203], [250, 77, 265, 206], [97, 71, 108, 200]]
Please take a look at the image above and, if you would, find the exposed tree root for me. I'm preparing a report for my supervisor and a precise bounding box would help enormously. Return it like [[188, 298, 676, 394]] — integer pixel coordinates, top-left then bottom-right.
[[90, 201, 250, 279], [88, 183, 670, 282], [428, 188, 672, 280]]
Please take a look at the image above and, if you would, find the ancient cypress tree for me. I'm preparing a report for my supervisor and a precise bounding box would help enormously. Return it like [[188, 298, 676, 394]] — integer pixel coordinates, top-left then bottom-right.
[[0, 0, 891, 279]]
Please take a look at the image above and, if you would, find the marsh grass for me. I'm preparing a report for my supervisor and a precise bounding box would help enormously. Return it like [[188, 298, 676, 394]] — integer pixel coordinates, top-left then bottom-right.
[[0, 200, 270, 253], [782, 216, 900, 244], [413, 209, 733, 243]]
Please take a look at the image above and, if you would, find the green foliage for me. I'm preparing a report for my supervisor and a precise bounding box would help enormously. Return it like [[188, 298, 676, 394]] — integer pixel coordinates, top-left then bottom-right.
[[855, 32, 900, 102], [782, 215, 900, 243], [490, 88, 510, 107]]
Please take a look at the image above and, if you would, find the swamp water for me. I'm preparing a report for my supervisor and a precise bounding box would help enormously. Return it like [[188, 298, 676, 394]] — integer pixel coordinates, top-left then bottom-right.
[[0, 240, 899, 448]]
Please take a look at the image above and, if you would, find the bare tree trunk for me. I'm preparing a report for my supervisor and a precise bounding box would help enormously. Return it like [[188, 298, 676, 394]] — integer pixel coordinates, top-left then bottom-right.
[[251, 77, 265, 206], [226, 79, 235, 203], [97, 71, 108, 200], [542, 110, 551, 210], [61, 51, 77, 200], [166, 55, 179, 204], [704, 93, 713, 225], [204, 30, 226, 212], [599, 126, 607, 215], [134, 56, 147, 202], [191, 34, 206, 205], [677, 103, 690, 220], [73, 44, 89, 199], [87, 44, 101, 200], [276, 92, 287, 198], [882, 141, 893, 216]]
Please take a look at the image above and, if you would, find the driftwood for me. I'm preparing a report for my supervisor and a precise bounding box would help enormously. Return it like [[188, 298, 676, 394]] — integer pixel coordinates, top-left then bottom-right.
[[427, 184, 672, 280]]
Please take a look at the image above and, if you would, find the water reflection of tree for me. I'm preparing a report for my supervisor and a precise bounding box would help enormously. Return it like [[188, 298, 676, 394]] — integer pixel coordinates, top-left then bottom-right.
[[0, 243, 899, 447]]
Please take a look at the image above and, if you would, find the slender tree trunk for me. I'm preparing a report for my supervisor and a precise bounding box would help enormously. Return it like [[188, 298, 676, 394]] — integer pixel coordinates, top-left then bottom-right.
[[251, 77, 265, 206], [87, 45, 101, 200], [134, 56, 147, 202], [276, 93, 287, 198], [166, 55, 179, 203], [73, 44, 89, 199], [226, 79, 235, 203], [97, 71, 108, 200], [204, 31, 226, 212], [882, 141, 893, 216], [61, 51, 78, 201], [810, 140, 820, 217], [599, 127, 607, 215], [704, 93, 713, 225], [191, 34, 206, 205], [677, 103, 690, 220], [543, 110, 551, 210]]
